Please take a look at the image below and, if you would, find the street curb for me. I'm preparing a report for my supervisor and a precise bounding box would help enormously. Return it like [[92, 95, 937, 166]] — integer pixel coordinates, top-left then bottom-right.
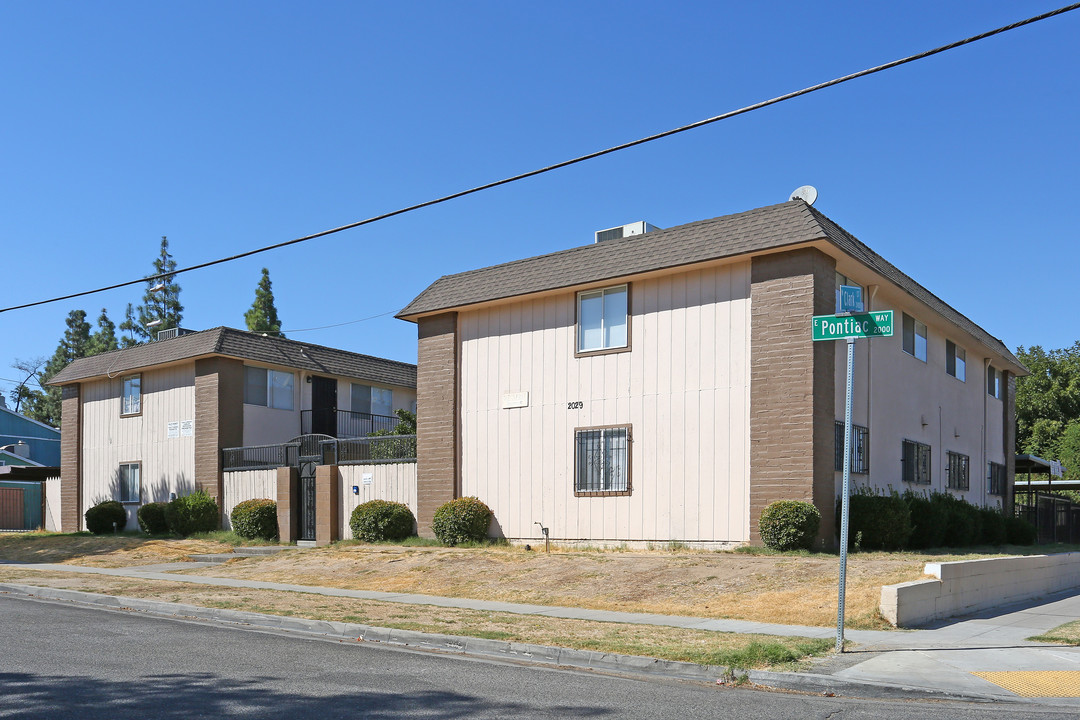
[[0, 582, 1020, 703]]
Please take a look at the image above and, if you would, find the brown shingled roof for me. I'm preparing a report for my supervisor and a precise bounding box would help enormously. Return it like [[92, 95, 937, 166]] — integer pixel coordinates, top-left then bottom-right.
[[398, 200, 1024, 372], [48, 327, 417, 387]]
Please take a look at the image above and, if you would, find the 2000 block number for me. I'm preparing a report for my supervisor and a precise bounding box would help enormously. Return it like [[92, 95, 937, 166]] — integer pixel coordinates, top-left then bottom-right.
[[567, 401, 583, 410]]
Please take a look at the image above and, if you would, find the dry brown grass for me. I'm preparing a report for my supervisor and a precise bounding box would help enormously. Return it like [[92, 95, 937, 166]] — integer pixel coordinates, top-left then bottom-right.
[[2, 533, 1021, 630], [0, 568, 831, 669], [0, 532, 232, 567]]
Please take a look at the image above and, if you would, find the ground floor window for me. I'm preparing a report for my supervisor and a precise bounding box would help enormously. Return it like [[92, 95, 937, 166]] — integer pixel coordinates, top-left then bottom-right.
[[834, 421, 869, 474], [574, 425, 630, 495], [946, 451, 970, 491], [902, 440, 931, 485], [988, 462, 1005, 495], [119, 462, 140, 503]]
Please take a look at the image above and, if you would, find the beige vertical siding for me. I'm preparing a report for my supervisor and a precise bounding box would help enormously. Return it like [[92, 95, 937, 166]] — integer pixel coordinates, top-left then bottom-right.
[[834, 281, 1009, 508], [339, 463, 418, 538], [221, 469, 279, 529], [81, 364, 197, 530], [459, 262, 752, 543]]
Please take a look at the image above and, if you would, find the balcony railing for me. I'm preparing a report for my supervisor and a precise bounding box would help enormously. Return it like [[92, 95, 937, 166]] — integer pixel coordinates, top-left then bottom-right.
[[300, 409, 400, 438], [222, 442, 299, 472]]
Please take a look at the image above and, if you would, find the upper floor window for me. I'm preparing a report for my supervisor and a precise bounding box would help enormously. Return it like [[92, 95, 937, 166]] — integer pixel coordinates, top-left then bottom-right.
[[902, 313, 927, 362], [987, 366, 1002, 399], [121, 375, 141, 416], [835, 272, 865, 313], [577, 285, 628, 354], [351, 383, 394, 417], [244, 366, 294, 410], [946, 340, 966, 381]]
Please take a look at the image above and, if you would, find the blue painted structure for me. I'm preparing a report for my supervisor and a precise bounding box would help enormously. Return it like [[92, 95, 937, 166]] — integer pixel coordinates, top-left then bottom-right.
[[0, 405, 60, 467]]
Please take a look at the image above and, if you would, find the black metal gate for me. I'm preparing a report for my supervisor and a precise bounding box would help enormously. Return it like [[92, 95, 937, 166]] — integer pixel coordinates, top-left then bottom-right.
[[298, 458, 317, 541]]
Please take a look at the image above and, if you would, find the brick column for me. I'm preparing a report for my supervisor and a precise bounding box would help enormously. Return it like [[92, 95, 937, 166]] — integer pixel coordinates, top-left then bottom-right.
[[276, 466, 299, 543], [315, 464, 339, 546], [194, 357, 244, 512], [749, 248, 836, 547], [60, 384, 82, 532], [1002, 371, 1016, 516], [416, 312, 459, 537]]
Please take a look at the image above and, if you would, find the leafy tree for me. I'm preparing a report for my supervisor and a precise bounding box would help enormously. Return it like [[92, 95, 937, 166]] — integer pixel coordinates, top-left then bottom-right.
[[22, 310, 93, 427], [88, 308, 119, 355], [8, 357, 46, 413], [1015, 342, 1080, 482], [244, 268, 284, 337], [133, 236, 183, 341]]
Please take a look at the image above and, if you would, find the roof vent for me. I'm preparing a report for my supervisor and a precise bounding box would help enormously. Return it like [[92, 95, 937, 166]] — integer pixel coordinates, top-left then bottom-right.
[[594, 221, 659, 244], [156, 327, 194, 342]]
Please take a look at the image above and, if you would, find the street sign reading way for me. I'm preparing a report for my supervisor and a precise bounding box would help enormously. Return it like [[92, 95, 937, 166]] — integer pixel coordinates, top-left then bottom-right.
[[812, 310, 894, 341]]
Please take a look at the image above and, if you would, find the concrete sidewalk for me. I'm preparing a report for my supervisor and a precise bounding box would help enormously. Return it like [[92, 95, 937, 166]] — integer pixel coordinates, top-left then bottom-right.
[[3, 559, 1078, 705]]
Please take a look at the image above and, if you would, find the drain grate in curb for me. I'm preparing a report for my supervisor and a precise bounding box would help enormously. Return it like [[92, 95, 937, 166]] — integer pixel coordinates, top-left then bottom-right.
[[971, 671, 1080, 698]]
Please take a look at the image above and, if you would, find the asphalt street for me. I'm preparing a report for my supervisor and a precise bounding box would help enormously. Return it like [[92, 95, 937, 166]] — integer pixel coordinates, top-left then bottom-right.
[[0, 595, 1074, 719]]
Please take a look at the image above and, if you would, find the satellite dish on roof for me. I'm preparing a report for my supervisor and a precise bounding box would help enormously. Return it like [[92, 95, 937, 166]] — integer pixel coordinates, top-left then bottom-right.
[[789, 185, 818, 205]]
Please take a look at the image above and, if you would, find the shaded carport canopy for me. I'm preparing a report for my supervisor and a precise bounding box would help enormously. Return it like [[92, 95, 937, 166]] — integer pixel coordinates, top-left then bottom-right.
[[1014, 454, 1080, 492]]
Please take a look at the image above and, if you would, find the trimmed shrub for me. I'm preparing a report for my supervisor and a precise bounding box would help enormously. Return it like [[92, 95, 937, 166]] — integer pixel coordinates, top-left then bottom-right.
[[1006, 516, 1037, 546], [85, 500, 127, 535], [903, 491, 948, 549], [231, 498, 279, 541], [978, 507, 1007, 546], [840, 489, 912, 551], [137, 502, 170, 535], [937, 493, 978, 547], [759, 500, 820, 551], [349, 499, 415, 542], [431, 497, 493, 546], [165, 491, 220, 536]]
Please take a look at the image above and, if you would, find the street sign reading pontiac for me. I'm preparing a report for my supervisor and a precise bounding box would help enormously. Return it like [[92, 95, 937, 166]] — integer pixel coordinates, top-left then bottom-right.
[[812, 310, 894, 341]]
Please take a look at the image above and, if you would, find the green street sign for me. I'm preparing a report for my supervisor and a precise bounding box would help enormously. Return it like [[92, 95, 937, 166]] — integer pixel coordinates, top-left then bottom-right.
[[812, 311, 894, 341]]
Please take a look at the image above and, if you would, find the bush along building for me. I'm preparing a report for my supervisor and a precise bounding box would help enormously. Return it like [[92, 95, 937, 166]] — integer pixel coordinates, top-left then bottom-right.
[[48, 327, 416, 532], [398, 198, 1026, 548]]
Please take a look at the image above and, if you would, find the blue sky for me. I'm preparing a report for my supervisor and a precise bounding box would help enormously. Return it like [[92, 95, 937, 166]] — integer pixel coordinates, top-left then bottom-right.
[[2, 1, 1077, 400]]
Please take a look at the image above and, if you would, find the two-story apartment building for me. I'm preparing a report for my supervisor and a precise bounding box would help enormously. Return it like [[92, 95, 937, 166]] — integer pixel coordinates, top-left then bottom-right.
[[398, 199, 1026, 547], [49, 327, 416, 531]]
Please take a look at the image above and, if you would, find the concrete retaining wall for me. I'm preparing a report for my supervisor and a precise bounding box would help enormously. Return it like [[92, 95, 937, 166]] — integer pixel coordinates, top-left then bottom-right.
[[881, 552, 1080, 627]]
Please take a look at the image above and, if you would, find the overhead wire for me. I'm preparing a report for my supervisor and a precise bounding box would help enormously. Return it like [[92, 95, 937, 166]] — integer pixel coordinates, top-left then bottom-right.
[[2, 2, 1077, 316]]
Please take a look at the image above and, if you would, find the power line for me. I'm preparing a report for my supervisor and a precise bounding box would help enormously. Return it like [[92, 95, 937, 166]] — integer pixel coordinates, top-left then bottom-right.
[[3, 2, 1077, 316], [260, 310, 398, 335]]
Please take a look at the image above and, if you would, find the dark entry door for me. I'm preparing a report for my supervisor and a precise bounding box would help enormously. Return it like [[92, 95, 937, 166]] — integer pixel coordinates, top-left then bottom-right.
[[311, 376, 337, 436], [298, 459, 317, 542]]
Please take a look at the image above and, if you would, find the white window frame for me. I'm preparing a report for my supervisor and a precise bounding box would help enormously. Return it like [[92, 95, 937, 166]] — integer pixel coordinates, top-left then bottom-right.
[[902, 313, 927, 362], [576, 285, 629, 354], [118, 462, 140, 504], [121, 374, 141, 416]]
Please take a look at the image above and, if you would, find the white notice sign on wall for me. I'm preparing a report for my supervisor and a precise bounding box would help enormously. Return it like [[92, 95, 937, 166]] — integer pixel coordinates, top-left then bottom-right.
[[167, 422, 180, 439], [180, 420, 194, 437], [501, 391, 529, 409], [362, 473, 373, 486]]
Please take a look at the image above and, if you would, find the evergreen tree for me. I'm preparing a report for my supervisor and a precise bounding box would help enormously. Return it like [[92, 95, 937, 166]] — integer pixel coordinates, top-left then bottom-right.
[[134, 236, 183, 340], [118, 302, 140, 348], [244, 268, 284, 337], [22, 310, 93, 427], [88, 308, 119, 355]]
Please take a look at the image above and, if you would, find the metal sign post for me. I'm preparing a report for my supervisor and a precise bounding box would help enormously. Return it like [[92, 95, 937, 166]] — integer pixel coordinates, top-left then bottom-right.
[[811, 288, 893, 653], [836, 336, 855, 653]]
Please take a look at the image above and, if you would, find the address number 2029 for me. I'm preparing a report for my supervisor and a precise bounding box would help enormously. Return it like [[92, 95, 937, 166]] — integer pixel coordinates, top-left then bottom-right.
[[567, 401, 583, 410]]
